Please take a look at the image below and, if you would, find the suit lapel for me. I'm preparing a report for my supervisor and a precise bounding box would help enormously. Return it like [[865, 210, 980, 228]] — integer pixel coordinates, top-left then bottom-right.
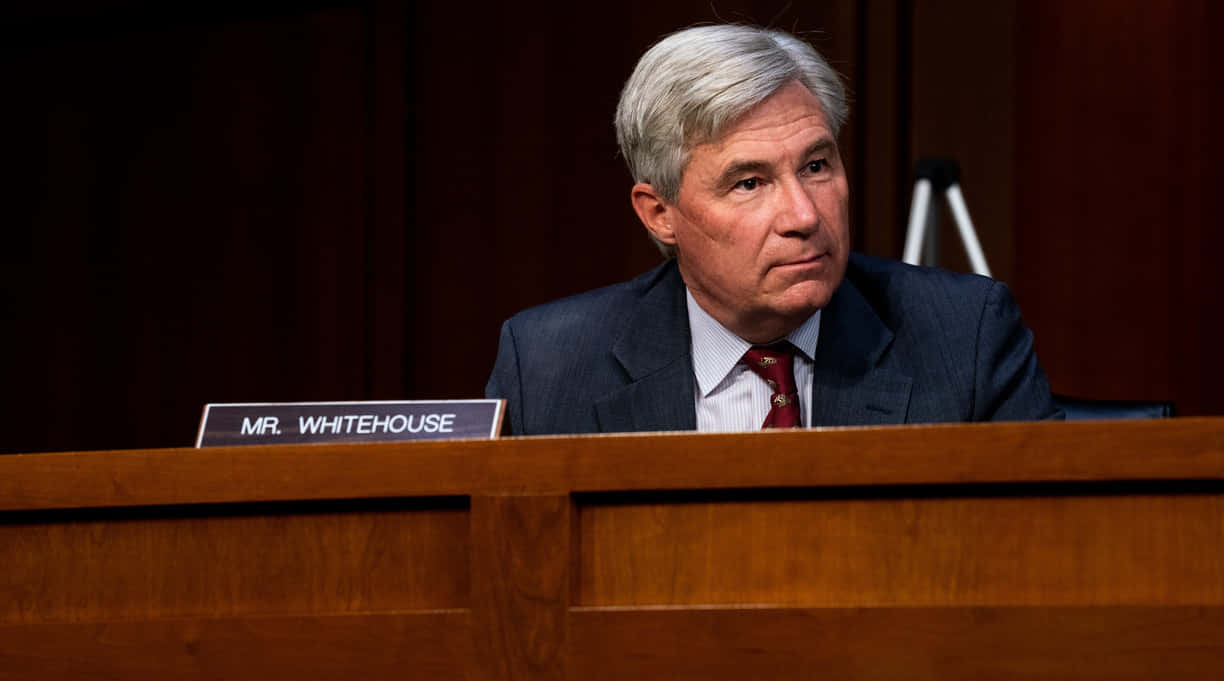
[[592, 262, 912, 430], [809, 277, 913, 426], [594, 262, 697, 432]]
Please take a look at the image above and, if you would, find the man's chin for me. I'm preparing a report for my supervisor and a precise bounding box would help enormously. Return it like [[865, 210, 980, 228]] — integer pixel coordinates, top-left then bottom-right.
[[776, 278, 839, 313], [750, 289, 831, 341]]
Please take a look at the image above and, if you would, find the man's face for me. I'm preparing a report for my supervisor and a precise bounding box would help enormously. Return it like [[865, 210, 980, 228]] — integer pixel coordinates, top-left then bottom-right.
[[652, 80, 850, 343]]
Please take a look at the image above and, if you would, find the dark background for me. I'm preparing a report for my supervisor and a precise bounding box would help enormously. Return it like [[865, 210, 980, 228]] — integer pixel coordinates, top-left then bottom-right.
[[3, 0, 1221, 454]]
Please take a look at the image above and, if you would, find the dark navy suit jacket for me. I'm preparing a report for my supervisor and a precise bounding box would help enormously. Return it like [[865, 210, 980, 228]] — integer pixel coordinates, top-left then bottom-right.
[[486, 254, 1060, 435]]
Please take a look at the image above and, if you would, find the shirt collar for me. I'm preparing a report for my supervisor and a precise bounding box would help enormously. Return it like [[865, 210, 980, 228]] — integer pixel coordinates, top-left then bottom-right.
[[686, 289, 822, 397]]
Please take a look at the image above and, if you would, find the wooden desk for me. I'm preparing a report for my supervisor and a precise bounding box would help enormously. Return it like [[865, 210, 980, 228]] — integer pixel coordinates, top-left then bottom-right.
[[2, 419, 1222, 679]]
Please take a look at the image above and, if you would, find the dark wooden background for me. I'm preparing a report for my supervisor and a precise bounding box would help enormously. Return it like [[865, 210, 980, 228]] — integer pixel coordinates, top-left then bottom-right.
[[3, 0, 1221, 454]]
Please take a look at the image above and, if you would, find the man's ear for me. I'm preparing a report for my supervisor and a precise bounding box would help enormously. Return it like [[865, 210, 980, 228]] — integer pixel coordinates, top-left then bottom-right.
[[630, 183, 677, 246]]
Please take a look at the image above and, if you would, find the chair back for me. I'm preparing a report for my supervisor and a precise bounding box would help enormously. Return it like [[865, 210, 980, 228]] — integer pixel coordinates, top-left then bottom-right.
[[1052, 394, 1175, 420]]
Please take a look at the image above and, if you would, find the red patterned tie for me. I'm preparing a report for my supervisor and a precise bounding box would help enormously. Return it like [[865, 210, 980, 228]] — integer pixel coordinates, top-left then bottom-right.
[[743, 345, 801, 429]]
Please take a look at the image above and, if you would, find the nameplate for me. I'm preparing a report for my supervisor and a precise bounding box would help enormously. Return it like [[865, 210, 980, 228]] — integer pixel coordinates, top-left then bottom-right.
[[195, 400, 504, 448]]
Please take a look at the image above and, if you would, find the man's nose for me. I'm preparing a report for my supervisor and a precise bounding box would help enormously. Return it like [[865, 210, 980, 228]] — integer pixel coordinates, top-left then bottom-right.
[[774, 178, 820, 236]]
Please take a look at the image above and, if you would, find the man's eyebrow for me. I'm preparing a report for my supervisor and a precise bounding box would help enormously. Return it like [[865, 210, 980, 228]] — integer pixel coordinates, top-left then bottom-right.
[[714, 160, 771, 188], [714, 137, 838, 188], [803, 137, 836, 159]]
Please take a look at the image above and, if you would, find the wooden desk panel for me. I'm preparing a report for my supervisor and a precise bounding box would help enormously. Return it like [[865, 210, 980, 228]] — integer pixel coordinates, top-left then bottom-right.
[[3, 419, 1223, 511], [568, 606, 1224, 681], [577, 491, 1224, 607], [0, 502, 469, 624], [0, 612, 475, 681], [2, 419, 1222, 679]]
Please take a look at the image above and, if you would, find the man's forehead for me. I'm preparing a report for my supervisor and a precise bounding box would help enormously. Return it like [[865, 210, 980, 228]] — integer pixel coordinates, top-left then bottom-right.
[[699, 85, 833, 154], [710, 132, 836, 160]]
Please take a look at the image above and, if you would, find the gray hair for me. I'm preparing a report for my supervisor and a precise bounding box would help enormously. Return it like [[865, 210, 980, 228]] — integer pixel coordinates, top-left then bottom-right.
[[615, 25, 849, 257]]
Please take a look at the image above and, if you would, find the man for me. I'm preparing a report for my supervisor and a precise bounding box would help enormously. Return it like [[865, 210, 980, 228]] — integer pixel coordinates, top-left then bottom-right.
[[486, 24, 1060, 435]]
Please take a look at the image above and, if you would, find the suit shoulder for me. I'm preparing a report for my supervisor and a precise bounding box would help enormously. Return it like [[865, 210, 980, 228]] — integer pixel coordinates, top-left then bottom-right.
[[845, 252, 998, 325], [503, 260, 675, 337], [846, 252, 994, 293]]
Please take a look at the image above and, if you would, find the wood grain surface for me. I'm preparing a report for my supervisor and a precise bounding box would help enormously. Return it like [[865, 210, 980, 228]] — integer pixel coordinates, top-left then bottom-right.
[[0, 503, 469, 624], [470, 495, 572, 681], [578, 492, 1224, 607], [0, 612, 474, 681], [3, 419, 1223, 511], [567, 605, 1224, 681], [3, 422, 1223, 679]]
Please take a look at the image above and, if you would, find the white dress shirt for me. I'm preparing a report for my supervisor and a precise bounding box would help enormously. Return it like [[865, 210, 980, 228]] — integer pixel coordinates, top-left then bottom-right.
[[686, 289, 821, 432]]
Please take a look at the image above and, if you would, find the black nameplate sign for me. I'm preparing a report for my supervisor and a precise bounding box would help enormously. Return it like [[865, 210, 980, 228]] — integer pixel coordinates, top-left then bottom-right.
[[195, 400, 504, 448]]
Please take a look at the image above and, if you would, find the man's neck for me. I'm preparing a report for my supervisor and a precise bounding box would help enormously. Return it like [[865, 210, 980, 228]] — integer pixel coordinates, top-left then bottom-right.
[[684, 292, 810, 344]]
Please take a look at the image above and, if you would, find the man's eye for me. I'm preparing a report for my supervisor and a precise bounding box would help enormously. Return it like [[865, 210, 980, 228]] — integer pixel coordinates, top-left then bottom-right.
[[807, 159, 829, 173], [735, 178, 760, 191]]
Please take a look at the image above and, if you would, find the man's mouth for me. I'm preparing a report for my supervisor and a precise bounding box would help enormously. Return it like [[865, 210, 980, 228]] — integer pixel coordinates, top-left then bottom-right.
[[776, 253, 827, 270]]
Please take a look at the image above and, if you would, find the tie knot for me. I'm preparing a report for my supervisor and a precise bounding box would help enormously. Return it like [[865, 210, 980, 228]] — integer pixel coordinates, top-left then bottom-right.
[[743, 344, 798, 395]]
